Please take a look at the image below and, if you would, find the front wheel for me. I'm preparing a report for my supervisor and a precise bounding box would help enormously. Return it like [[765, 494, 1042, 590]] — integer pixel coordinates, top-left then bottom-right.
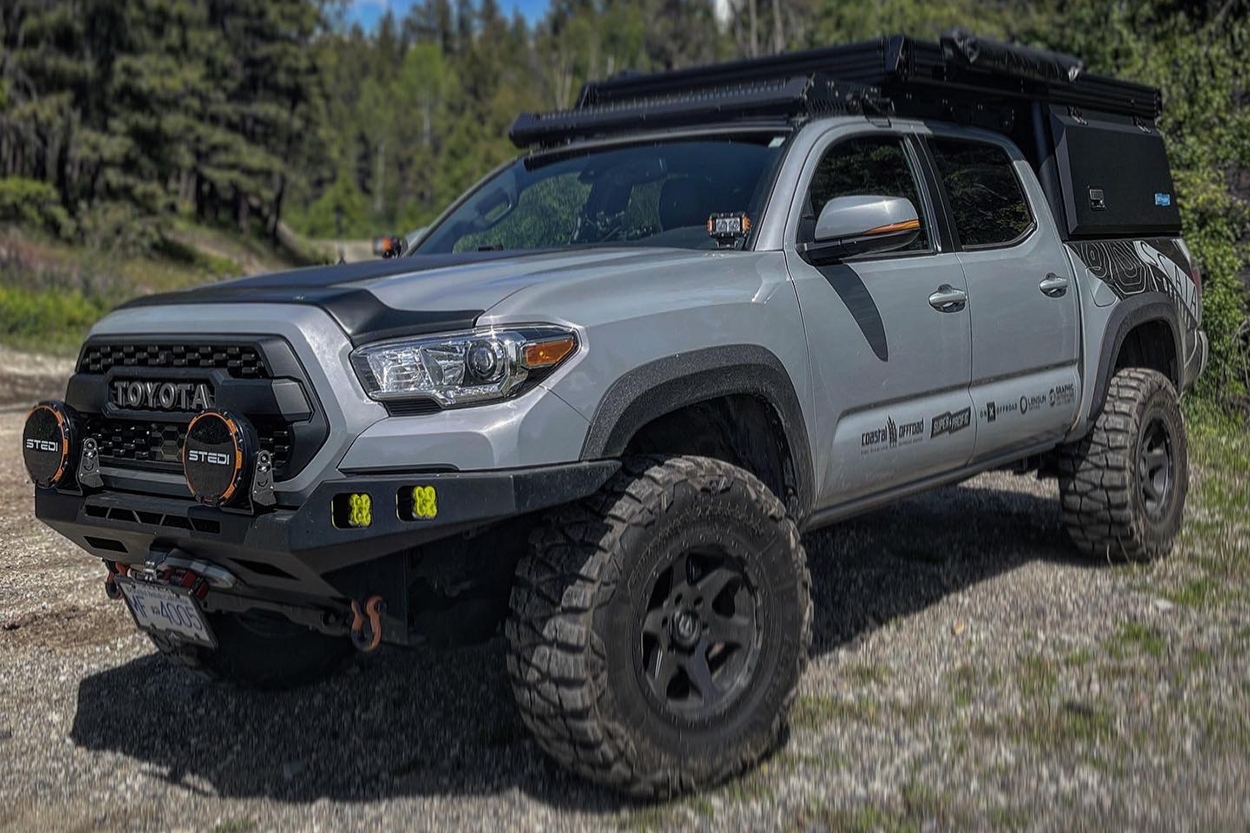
[[506, 455, 812, 797], [1057, 367, 1189, 561]]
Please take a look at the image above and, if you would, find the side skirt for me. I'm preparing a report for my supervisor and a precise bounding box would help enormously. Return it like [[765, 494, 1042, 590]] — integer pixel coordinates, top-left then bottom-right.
[[801, 440, 1058, 532]]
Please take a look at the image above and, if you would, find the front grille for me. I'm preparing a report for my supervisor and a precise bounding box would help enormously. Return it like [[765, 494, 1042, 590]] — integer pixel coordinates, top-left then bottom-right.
[[90, 419, 183, 467], [85, 417, 294, 474], [77, 343, 269, 379], [70, 337, 325, 490]]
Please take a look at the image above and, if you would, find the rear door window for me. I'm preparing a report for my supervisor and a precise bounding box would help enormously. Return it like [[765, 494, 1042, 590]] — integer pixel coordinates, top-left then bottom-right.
[[928, 138, 1034, 248]]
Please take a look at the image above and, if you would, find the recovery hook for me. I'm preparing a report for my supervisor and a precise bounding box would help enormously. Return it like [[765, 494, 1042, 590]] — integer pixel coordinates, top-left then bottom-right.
[[350, 595, 387, 652]]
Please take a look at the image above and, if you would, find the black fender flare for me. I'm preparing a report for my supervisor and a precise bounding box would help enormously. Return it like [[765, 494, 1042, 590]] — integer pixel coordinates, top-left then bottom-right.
[[1088, 294, 1182, 422], [579, 345, 814, 521]]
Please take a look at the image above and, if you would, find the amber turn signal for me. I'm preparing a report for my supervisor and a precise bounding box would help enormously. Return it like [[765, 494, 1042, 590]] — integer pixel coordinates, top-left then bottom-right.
[[863, 218, 921, 236], [522, 336, 577, 368]]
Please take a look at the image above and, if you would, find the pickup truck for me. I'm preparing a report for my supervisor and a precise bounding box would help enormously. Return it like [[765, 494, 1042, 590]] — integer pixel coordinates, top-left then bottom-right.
[[22, 32, 1206, 796]]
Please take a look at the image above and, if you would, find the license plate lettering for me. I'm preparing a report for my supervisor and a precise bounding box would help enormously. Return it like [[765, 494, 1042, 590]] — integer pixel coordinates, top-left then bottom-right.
[[117, 578, 215, 648]]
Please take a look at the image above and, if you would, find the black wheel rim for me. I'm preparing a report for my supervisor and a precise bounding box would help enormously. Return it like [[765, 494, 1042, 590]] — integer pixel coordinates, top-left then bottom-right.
[[637, 547, 761, 723], [1139, 415, 1174, 519]]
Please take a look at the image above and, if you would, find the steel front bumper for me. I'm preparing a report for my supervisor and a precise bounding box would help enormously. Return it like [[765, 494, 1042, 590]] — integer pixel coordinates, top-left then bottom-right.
[[36, 460, 619, 603]]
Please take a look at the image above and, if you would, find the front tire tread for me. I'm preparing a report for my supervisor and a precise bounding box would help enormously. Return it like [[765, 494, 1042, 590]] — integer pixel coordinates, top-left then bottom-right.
[[505, 455, 811, 797]]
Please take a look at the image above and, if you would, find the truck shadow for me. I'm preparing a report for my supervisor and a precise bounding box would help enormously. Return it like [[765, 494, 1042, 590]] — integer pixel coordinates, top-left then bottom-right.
[[70, 476, 1095, 809]]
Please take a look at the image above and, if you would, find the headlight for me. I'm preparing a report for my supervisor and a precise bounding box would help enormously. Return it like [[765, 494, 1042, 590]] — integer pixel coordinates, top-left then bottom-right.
[[350, 326, 578, 407]]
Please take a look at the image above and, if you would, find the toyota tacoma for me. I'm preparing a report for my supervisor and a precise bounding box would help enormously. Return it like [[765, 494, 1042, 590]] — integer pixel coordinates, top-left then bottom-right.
[[23, 32, 1206, 796]]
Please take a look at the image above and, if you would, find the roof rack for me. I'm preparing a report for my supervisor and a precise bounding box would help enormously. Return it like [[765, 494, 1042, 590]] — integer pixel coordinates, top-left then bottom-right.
[[509, 32, 1162, 148]]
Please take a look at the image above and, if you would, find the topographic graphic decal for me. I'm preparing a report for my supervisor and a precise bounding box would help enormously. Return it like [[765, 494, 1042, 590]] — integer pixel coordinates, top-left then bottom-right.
[[1068, 236, 1200, 359]]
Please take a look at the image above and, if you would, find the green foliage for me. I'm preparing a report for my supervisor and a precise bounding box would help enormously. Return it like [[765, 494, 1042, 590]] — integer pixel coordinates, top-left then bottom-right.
[[294, 163, 370, 239], [813, 0, 1015, 42], [0, 217, 315, 353], [298, 0, 729, 238], [0, 284, 107, 353], [1, 0, 325, 245], [0, 177, 72, 236], [78, 201, 163, 255]]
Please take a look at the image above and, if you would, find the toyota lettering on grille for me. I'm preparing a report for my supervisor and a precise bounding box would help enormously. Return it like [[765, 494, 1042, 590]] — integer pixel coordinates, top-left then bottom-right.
[[111, 380, 214, 412]]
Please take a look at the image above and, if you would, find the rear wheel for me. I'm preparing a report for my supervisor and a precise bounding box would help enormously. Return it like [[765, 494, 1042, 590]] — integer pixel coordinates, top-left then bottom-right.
[[1057, 367, 1188, 561], [149, 609, 353, 689], [506, 455, 811, 797]]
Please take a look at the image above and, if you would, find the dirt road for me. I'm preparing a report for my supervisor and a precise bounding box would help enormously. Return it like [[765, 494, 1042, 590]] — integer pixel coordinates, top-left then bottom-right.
[[1, 359, 1247, 832]]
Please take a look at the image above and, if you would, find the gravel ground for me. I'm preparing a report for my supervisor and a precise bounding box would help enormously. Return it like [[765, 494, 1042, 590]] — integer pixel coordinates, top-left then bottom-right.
[[0, 372, 1247, 832], [0, 346, 74, 410]]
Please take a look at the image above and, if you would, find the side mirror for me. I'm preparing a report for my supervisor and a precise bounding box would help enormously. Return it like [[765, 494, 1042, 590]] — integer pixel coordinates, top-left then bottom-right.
[[405, 227, 428, 251], [373, 235, 407, 259], [798, 195, 921, 265]]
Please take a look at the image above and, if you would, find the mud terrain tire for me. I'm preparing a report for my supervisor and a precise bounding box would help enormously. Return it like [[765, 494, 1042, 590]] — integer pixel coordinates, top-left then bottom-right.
[[1058, 367, 1188, 562], [506, 455, 811, 797]]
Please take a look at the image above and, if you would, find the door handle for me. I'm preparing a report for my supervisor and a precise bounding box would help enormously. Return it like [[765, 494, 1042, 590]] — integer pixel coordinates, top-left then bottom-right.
[[1039, 273, 1069, 297], [928, 284, 967, 312]]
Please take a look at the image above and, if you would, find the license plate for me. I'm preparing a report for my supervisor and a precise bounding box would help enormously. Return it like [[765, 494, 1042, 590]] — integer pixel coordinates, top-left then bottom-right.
[[117, 577, 216, 648]]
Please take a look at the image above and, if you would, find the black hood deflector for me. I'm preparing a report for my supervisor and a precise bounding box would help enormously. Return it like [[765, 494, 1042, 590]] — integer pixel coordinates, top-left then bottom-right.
[[117, 250, 543, 345]]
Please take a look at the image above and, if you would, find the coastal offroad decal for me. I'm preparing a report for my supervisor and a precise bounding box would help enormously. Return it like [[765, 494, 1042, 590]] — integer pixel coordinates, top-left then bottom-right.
[[1067, 236, 1200, 358], [860, 414, 924, 455]]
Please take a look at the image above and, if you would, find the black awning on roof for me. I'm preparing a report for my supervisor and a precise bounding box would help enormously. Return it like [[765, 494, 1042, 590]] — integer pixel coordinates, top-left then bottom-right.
[[510, 32, 1161, 149]]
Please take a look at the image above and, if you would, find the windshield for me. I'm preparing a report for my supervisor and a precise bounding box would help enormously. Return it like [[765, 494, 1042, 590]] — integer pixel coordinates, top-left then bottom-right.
[[413, 134, 788, 255]]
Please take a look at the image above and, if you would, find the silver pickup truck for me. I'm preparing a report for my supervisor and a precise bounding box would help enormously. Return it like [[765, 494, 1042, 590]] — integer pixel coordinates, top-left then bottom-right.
[[22, 32, 1206, 796]]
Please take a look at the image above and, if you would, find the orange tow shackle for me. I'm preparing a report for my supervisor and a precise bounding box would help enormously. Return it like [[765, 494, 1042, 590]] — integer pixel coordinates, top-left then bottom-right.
[[349, 595, 387, 652]]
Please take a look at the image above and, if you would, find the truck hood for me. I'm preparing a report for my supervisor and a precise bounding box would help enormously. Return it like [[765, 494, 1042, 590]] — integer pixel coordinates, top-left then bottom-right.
[[120, 247, 713, 344]]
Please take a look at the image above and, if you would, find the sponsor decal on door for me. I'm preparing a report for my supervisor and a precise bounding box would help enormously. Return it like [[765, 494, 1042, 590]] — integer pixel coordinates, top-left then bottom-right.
[[861, 414, 925, 455], [930, 407, 971, 438]]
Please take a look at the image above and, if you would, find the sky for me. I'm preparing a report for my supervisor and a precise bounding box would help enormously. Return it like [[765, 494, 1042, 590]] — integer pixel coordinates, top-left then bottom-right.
[[345, 0, 552, 28]]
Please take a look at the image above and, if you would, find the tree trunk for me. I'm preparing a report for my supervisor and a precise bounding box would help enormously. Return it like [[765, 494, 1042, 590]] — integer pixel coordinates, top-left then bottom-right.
[[271, 173, 286, 244], [236, 189, 248, 234], [771, 0, 785, 53], [374, 138, 385, 216], [748, 0, 759, 58], [54, 123, 73, 213]]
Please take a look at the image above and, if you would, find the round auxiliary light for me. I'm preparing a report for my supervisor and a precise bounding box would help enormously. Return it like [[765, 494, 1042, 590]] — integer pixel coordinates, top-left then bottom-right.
[[22, 401, 77, 488], [182, 410, 253, 506]]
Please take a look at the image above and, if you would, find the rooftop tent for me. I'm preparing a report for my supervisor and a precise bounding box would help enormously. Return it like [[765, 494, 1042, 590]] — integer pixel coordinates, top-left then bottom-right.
[[509, 32, 1178, 240]]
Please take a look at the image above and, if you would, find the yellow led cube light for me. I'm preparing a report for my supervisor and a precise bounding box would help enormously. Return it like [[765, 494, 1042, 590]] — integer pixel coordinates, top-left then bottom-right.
[[348, 493, 372, 528], [411, 485, 438, 519]]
